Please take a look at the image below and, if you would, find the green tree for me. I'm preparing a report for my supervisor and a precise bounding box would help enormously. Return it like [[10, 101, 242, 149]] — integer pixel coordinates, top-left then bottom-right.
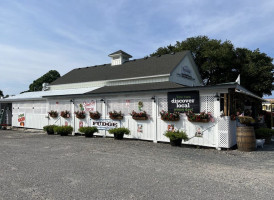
[[151, 36, 273, 97], [0, 90, 3, 97], [29, 70, 60, 92]]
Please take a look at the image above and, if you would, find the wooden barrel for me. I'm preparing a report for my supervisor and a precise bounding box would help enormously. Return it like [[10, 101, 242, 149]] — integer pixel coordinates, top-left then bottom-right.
[[236, 127, 256, 152]]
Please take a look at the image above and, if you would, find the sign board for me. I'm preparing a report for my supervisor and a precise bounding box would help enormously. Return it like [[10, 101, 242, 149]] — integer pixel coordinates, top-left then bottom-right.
[[18, 113, 25, 127], [168, 91, 200, 113], [83, 100, 96, 112], [91, 119, 120, 130]]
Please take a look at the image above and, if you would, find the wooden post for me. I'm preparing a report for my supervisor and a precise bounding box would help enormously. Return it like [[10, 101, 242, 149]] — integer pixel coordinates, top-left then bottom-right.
[[224, 94, 228, 116], [228, 93, 230, 116]]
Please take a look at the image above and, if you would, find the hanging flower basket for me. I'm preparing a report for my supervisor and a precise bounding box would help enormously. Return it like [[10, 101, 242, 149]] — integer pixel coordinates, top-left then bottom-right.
[[74, 111, 86, 119], [109, 111, 123, 120], [160, 110, 180, 121], [130, 110, 149, 120], [60, 110, 70, 118], [89, 111, 101, 120], [48, 110, 58, 118], [186, 111, 213, 123]]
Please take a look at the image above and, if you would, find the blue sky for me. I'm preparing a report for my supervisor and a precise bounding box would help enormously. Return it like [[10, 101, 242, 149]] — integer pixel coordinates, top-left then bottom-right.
[[0, 0, 274, 96]]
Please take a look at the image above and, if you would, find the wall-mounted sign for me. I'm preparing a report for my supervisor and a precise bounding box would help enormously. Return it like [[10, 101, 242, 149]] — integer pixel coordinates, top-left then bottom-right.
[[91, 119, 120, 130], [180, 65, 193, 80], [18, 113, 25, 127], [168, 91, 200, 113], [83, 101, 96, 112], [79, 121, 83, 128], [137, 123, 143, 133]]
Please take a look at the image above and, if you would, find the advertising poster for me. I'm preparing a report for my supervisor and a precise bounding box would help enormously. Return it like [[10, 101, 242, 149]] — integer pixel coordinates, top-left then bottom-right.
[[79, 121, 83, 128], [137, 123, 143, 133], [168, 91, 200, 113], [167, 124, 174, 131], [18, 113, 25, 127], [83, 100, 96, 112]]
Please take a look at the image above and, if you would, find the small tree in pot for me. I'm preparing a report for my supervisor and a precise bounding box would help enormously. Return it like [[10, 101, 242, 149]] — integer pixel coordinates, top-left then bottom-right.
[[164, 129, 188, 146], [79, 126, 98, 137], [108, 127, 130, 140]]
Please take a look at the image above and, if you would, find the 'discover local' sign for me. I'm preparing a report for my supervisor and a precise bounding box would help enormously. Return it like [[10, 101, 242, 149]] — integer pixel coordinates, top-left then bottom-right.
[[168, 91, 200, 113], [91, 119, 120, 130]]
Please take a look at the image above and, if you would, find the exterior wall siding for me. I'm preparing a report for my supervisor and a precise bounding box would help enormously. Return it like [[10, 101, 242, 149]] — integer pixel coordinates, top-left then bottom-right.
[[11, 91, 236, 149]]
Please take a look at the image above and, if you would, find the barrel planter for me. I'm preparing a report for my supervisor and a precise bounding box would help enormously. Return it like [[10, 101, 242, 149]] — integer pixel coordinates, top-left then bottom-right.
[[236, 126, 256, 152]]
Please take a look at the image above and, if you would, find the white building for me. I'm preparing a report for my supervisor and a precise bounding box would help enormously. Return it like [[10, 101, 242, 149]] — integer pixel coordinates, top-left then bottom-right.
[[0, 50, 263, 149]]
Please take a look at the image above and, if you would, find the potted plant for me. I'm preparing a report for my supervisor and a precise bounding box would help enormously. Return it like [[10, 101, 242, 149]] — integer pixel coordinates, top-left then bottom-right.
[[130, 110, 148, 120], [60, 110, 70, 118], [54, 125, 73, 136], [43, 125, 58, 135], [48, 110, 58, 118], [109, 110, 123, 120], [79, 126, 98, 137], [89, 111, 101, 119], [164, 129, 189, 146], [108, 127, 130, 140], [238, 116, 255, 125], [74, 110, 86, 119], [160, 110, 180, 121], [255, 128, 272, 144], [186, 111, 213, 122]]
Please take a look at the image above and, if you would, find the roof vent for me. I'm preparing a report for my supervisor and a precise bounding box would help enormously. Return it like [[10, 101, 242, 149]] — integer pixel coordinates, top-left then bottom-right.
[[108, 50, 132, 66]]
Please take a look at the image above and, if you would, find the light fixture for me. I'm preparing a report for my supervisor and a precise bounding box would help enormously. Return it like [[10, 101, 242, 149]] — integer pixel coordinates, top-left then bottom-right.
[[70, 99, 74, 104], [214, 93, 220, 101], [100, 99, 105, 103], [151, 96, 156, 103]]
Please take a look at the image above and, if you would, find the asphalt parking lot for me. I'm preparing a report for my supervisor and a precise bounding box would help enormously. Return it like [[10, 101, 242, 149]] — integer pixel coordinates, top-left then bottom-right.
[[0, 130, 274, 200]]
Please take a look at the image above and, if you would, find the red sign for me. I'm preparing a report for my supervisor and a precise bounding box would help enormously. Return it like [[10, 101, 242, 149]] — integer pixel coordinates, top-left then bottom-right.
[[18, 113, 25, 122]]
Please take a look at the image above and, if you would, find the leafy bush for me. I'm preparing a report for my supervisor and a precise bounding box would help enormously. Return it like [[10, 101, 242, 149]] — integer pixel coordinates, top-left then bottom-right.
[[255, 128, 272, 138], [164, 130, 188, 141], [54, 126, 73, 136], [79, 126, 98, 137], [43, 125, 58, 135], [108, 127, 130, 135]]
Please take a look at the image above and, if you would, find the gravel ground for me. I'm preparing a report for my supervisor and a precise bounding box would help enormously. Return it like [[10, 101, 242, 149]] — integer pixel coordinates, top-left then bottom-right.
[[0, 130, 274, 200]]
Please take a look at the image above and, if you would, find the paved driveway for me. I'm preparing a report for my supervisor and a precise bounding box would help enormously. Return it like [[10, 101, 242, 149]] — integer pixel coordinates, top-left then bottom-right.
[[0, 130, 274, 200]]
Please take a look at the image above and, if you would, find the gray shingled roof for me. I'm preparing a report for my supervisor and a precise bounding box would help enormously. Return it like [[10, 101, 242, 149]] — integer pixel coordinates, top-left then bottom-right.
[[86, 81, 185, 94], [51, 51, 189, 85]]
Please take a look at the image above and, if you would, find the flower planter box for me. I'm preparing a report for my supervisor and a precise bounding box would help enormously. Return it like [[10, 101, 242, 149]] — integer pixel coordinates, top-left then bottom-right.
[[114, 133, 124, 140], [76, 115, 85, 119], [188, 118, 210, 123], [161, 117, 180, 121], [49, 114, 58, 118], [132, 116, 148, 120], [110, 116, 123, 120], [170, 138, 182, 146], [61, 115, 70, 119], [90, 116, 100, 120]]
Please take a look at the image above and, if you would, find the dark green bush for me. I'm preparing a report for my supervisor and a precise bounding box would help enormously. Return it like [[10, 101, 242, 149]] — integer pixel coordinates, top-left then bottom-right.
[[54, 126, 73, 136], [108, 127, 130, 135], [255, 128, 272, 138], [79, 126, 98, 137], [164, 130, 189, 141], [43, 125, 58, 135]]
